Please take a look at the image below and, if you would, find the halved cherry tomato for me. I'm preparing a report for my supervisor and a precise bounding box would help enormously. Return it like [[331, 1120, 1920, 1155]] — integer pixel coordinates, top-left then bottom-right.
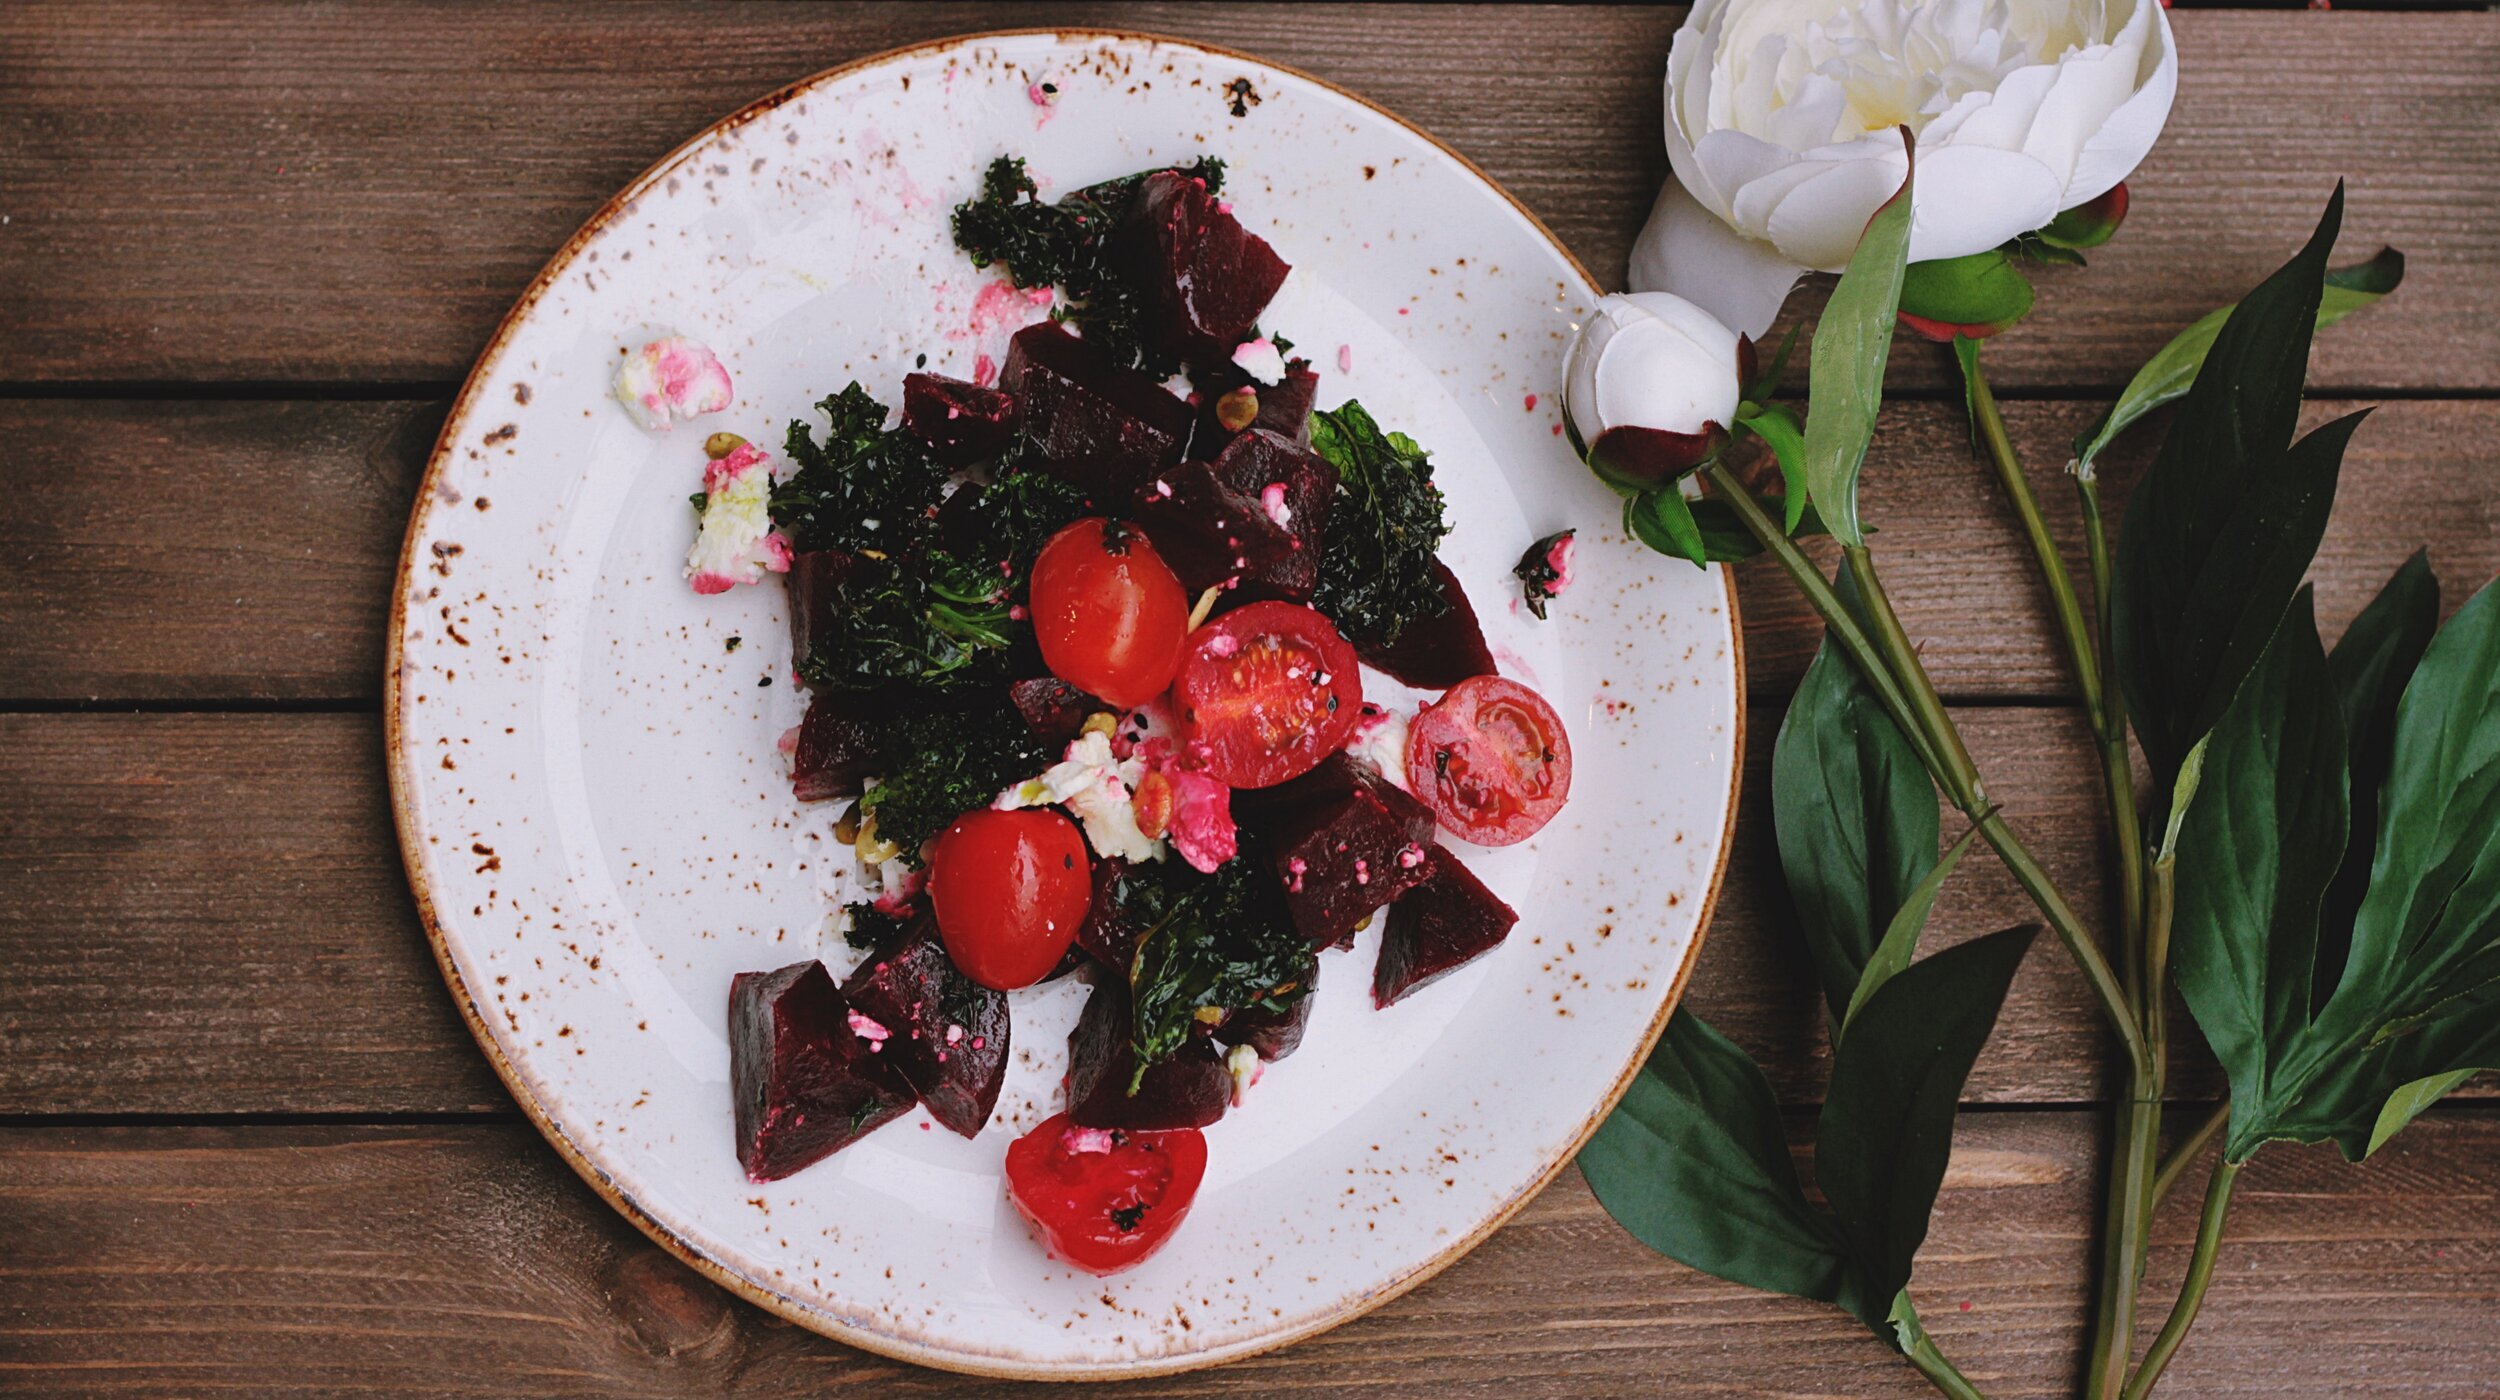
[[1029, 518, 1190, 709], [1172, 601, 1363, 789], [1405, 675, 1571, 846], [1005, 1112, 1207, 1276], [928, 809, 1092, 990]]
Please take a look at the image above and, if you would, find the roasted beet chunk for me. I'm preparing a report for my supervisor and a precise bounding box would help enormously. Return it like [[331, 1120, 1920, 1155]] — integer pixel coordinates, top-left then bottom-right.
[[1215, 957, 1316, 1062], [1373, 850, 1520, 1007], [1246, 753, 1438, 947], [792, 690, 888, 801], [842, 921, 1010, 1138], [1066, 976, 1230, 1131], [1004, 322, 1194, 495], [729, 961, 917, 1182], [1121, 170, 1290, 362], [1009, 676, 1106, 744], [1131, 458, 1296, 598], [901, 372, 1016, 466], [1353, 561, 1497, 690], [1075, 857, 1144, 970], [786, 549, 865, 686], [1194, 358, 1321, 451], [1211, 429, 1336, 603]]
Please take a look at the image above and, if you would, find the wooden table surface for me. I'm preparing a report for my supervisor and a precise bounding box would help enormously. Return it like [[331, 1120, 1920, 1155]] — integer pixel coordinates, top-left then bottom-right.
[[3, 4, 2496, 1395]]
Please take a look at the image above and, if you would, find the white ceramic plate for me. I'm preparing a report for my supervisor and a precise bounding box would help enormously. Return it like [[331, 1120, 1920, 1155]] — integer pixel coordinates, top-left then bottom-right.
[[388, 30, 1741, 1380]]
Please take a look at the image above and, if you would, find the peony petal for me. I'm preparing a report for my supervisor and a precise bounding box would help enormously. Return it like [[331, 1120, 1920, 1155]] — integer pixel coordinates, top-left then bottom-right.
[[2065, 0, 2177, 206], [1629, 178, 1806, 340], [1761, 152, 1911, 271], [1906, 146, 2065, 262], [1682, 128, 1794, 227]]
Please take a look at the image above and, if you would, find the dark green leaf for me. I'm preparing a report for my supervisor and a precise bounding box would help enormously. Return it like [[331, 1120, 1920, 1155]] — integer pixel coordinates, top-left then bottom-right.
[[2071, 244, 2403, 478], [1801, 135, 1913, 548], [1120, 855, 1313, 1077], [2166, 590, 2349, 1160], [1581, 1010, 1866, 1321], [1746, 321, 1803, 402], [1623, 488, 1706, 567], [1735, 405, 1811, 532], [1309, 401, 1455, 648], [1775, 569, 1941, 1024], [1816, 924, 2039, 1312], [1669, 496, 1830, 563], [1842, 823, 1981, 1036], [2113, 185, 2359, 788], [2366, 1068, 2485, 1157], [2317, 551, 2441, 992], [1897, 251, 2034, 336]]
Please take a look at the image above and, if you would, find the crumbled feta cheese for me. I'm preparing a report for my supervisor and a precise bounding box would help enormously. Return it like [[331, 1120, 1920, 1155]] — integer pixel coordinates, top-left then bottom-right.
[[1164, 768, 1237, 873], [1226, 1043, 1262, 1106], [1259, 482, 1293, 529], [613, 335, 733, 431], [1348, 707, 1413, 790], [1230, 336, 1288, 385], [847, 1008, 891, 1048], [998, 730, 1165, 863], [685, 442, 791, 595]]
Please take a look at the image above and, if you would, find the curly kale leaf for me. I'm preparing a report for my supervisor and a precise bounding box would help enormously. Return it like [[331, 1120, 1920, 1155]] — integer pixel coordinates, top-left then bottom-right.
[[841, 900, 912, 952], [949, 154, 1227, 378], [1308, 401, 1454, 649], [860, 700, 1052, 862], [1119, 852, 1314, 1083], [793, 549, 1021, 692], [953, 466, 1090, 578], [772, 384, 948, 556]]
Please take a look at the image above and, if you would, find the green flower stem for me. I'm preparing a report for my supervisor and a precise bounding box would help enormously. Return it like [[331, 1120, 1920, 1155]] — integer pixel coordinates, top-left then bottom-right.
[[1843, 546, 1985, 812], [2086, 854, 2178, 1400], [1965, 345, 2104, 727], [2076, 474, 2148, 1008], [2153, 1101, 2231, 1206], [1895, 1296, 1990, 1400], [2121, 1161, 2242, 1400]]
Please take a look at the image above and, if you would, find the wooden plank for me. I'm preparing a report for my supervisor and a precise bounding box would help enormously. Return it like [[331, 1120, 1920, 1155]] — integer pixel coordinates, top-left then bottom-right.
[[4, 396, 2491, 705], [3, 1112, 2494, 1396], [23, 707, 2490, 1115], [1, 5, 2492, 390]]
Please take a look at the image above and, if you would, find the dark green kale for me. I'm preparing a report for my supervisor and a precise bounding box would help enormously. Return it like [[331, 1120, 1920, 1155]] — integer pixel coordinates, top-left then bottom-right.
[[841, 900, 911, 951], [1307, 401, 1454, 650], [772, 384, 948, 556], [1115, 853, 1314, 1085], [949, 154, 1226, 378], [792, 549, 1020, 692], [953, 466, 1090, 578], [859, 701, 1053, 862]]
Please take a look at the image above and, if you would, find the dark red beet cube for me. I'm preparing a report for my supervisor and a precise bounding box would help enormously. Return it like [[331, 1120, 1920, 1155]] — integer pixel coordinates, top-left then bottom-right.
[[841, 921, 1009, 1138], [1355, 561, 1497, 690], [1248, 753, 1438, 947], [1208, 429, 1336, 604], [1066, 976, 1230, 1131], [901, 372, 1016, 467], [1131, 458, 1297, 598], [1215, 959, 1316, 1063], [1121, 170, 1291, 362], [1193, 359, 1321, 452], [1373, 849, 1520, 1007], [1074, 858, 1143, 970], [792, 690, 888, 802], [1004, 322, 1194, 496], [729, 961, 917, 1182], [1009, 676, 1106, 745], [787, 549, 866, 686]]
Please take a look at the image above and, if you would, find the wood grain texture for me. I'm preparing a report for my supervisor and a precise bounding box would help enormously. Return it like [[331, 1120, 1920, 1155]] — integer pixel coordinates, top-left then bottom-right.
[[1, 5, 2493, 390], [22, 707, 2493, 1115], [4, 1112, 2495, 1398], [3, 397, 2490, 705]]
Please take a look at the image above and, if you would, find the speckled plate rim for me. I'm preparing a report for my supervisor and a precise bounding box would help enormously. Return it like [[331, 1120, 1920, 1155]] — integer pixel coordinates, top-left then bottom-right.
[[385, 28, 1744, 1381]]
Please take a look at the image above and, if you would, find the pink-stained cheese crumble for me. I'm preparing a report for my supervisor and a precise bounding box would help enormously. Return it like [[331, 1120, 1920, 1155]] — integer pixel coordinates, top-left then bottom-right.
[[846, 1008, 892, 1048], [685, 442, 791, 595], [1544, 532, 1578, 596], [1062, 1125, 1118, 1154], [1230, 336, 1288, 385], [1336, 343, 1354, 374], [613, 335, 733, 431], [1164, 768, 1237, 874], [1259, 482, 1293, 529]]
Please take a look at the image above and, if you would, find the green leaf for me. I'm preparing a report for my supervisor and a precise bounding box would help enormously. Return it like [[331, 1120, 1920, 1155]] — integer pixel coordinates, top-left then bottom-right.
[[1816, 924, 2040, 1313], [2166, 590, 2349, 1160], [2112, 185, 2362, 789], [2071, 244, 2403, 478], [1842, 823, 1982, 1036], [1747, 321, 1803, 402], [2366, 1068, 2484, 1157], [2317, 551, 2441, 988], [1687, 497, 1830, 562], [1801, 135, 1914, 548], [1774, 569, 1942, 1024], [1623, 488, 1706, 568], [1736, 404, 1811, 532], [1581, 1010, 1868, 1320], [1897, 251, 2035, 337]]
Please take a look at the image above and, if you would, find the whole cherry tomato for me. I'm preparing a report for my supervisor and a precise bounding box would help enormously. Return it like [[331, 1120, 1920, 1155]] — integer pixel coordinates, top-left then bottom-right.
[[928, 809, 1092, 990], [1005, 1111, 1208, 1275], [1405, 674, 1571, 846], [1172, 601, 1363, 788], [1028, 518, 1190, 709]]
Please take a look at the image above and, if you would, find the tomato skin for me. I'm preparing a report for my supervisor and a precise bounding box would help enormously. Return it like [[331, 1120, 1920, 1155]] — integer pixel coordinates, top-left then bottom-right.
[[1029, 518, 1190, 709], [1005, 1112, 1208, 1275], [1405, 675, 1572, 847], [1173, 601, 1364, 789], [928, 809, 1093, 990]]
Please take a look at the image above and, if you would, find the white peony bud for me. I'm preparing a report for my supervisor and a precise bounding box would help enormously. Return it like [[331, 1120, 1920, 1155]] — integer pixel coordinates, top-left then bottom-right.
[[1561, 292, 1746, 492]]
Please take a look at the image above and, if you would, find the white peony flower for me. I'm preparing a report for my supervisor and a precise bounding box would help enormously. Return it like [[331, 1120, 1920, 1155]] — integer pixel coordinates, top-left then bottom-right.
[[1631, 0, 2177, 337], [1561, 291, 1747, 491]]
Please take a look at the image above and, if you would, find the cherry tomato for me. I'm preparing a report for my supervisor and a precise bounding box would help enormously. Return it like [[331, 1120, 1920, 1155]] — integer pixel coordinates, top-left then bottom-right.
[[1173, 601, 1363, 789], [1029, 518, 1190, 709], [1005, 1112, 1208, 1276], [1404, 675, 1572, 846], [928, 809, 1093, 990]]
